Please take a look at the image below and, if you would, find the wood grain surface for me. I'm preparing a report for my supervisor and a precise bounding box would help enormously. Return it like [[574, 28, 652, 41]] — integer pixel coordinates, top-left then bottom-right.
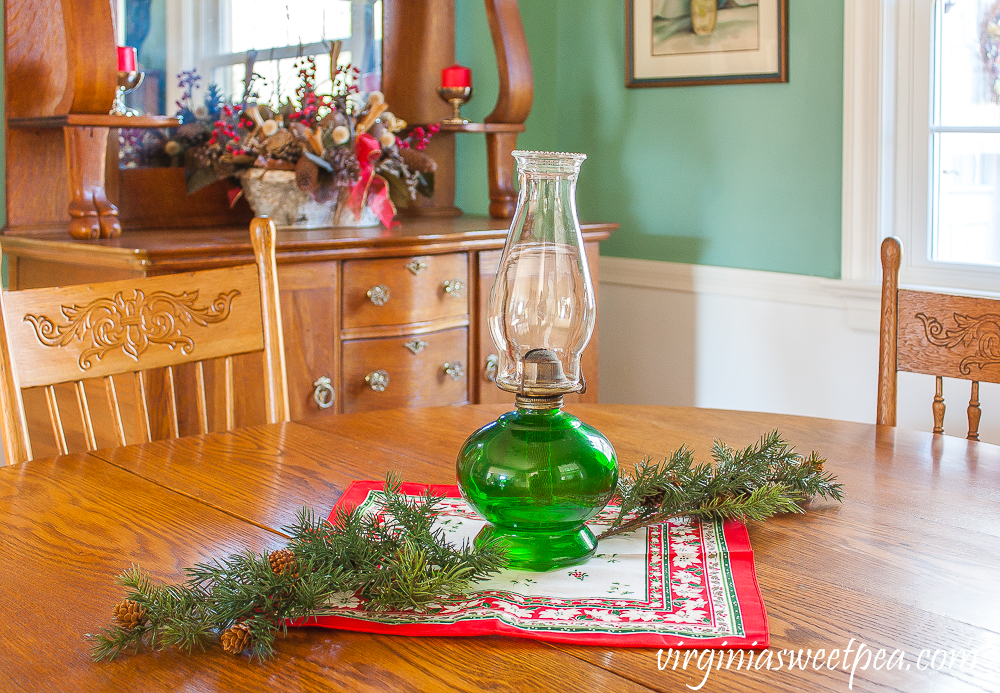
[[6, 404, 999, 691]]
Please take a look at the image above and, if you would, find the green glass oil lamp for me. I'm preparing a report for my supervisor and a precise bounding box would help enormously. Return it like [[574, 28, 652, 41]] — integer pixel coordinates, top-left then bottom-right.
[[456, 151, 618, 571]]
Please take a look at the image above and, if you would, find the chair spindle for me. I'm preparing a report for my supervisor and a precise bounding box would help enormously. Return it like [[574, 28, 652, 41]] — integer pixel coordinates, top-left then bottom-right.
[[932, 376, 946, 434], [134, 371, 152, 444], [104, 375, 128, 447], [74, 381, 97, 450], [165, 365, 180, 438], [194, 361, 209, 435], [968, 381, 981, 441], [44, 386, 68, 455], [224, 356, 235, 431]]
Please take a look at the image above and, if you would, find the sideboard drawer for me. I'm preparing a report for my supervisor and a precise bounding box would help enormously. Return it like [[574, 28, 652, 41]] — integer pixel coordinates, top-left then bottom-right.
[[342, 253, 469, 330], [341, 327, 469, 413]]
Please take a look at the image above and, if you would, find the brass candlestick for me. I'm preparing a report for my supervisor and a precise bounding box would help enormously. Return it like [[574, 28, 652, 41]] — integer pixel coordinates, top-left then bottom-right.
[[111, 71, 145, 116], [438, 86, 473, 125]]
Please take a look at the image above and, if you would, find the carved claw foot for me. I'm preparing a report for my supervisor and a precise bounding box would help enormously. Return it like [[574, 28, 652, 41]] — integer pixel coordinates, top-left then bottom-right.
[[67, 195, 102, 240], [93, 193, 122, 238]]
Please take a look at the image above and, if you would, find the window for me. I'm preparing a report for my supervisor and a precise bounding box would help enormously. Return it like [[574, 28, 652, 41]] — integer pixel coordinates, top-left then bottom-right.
[[893, 0, 1000, 291]]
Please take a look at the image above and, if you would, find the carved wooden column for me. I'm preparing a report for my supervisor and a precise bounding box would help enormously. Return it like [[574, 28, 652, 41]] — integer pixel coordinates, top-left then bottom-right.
[[64, 126, 121, 238], [483, 0, 533, 219], [382, 0, 461, 217], [4, 0, 176, 238], [382, 0, 534, 220]]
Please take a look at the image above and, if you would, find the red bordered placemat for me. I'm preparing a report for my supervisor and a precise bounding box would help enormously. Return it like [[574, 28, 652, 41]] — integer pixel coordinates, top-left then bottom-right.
[[296, 481, 769, 649]]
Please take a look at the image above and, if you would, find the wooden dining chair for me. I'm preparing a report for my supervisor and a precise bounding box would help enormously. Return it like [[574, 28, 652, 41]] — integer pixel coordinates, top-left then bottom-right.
[[0, 217, 289, 465], [878, 235, 1000, 439]]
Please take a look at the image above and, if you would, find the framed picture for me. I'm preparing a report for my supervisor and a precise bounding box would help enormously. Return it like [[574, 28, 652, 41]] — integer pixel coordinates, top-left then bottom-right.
[[626, 0, 789, 88]]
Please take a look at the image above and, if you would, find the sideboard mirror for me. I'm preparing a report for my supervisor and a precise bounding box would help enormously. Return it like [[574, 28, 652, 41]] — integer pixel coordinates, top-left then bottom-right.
[[119, 0, 383, 118]]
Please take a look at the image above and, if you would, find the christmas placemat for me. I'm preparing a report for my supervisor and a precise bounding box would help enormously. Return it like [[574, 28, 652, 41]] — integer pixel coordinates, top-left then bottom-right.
[[297, 481, 769, 649]]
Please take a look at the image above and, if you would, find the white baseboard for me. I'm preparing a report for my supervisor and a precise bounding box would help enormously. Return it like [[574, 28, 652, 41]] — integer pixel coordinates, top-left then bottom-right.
[[596, 256, 1000, 443]]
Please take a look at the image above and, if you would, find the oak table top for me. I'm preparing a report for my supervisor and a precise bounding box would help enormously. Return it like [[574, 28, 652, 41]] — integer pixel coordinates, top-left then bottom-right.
[[2, 404, 998, 693]]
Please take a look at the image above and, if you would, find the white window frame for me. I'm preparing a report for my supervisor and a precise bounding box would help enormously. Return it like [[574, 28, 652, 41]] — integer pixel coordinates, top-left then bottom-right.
[[163, 0, 372, 113], [843, 0, 1000, 293]]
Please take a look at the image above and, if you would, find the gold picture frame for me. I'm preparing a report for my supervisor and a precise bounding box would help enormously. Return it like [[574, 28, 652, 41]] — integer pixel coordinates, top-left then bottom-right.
[[626, 0, 789, 88]]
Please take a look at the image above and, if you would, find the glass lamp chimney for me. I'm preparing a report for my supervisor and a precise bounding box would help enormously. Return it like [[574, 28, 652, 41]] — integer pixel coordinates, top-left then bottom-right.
[[488, 151, 595, 402]]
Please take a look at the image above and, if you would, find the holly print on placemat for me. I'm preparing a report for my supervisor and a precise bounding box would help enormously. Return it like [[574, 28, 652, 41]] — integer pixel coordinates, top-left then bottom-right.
[[308, 488, 751, 642]]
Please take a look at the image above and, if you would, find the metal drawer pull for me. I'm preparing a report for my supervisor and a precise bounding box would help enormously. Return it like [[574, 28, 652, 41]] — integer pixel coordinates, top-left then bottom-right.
[[443, 360, 465, 381], [406, 259, 429, 275], [484, 354, 499, 382], [404, 339, 429, 355], [367, 284, 390, 306], [313, 376, 335, 409], [365, 369, 390, 392], [443, 279, 465, 298]]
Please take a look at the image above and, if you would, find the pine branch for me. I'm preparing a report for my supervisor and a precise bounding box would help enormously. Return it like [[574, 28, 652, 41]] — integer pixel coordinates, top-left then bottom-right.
[[597, 431, 843, 540], [92, 474, 507, 662]]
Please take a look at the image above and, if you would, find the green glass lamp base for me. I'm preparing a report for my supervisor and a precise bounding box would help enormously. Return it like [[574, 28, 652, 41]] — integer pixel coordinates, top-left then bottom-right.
[[474, 523, 598, 572], [457, 405, 618, 573]]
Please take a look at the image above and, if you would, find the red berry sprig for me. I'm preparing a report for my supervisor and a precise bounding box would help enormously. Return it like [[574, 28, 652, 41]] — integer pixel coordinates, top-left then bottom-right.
[[398, 124, 439, 151]]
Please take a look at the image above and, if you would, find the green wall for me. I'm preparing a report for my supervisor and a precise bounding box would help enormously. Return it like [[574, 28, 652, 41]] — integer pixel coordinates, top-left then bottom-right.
[[0, 2, 844, 281], [456, 0, 845, 279]]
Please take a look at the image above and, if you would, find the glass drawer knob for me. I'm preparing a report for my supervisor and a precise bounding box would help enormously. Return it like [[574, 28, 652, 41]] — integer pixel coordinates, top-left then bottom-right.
[[443, 279, 464, 298], [367, 284, 390, 306], [365, 369, 390, 392], [443, 360, 465, 381]]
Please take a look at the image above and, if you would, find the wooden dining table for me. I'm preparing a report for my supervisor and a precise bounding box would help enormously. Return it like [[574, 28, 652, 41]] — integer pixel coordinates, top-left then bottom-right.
[[2, 404, 998, 692]]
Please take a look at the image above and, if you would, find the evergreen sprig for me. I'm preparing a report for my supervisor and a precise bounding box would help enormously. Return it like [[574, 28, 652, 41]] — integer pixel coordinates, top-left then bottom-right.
[[598, 431, 843, 539], [91, 474, 507, 661]]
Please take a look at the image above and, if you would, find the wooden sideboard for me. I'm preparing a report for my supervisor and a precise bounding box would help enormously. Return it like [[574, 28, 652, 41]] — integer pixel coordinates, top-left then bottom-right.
[[1, 217, 614, 449]]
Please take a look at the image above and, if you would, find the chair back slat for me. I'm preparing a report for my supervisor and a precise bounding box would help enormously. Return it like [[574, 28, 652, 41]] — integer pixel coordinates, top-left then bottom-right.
[[103, 375, 128, 447], [968, 381, 981, 441], [0, 219, 288, 465], [133, 366, 152, 445], [165, 365, 180, 438], [44, 386, 69, 455], [224, 355, 235, 431], [74, 381, 97, 450], [897, 289, 1000, 382], [2, 265, 263, 389], [194, 361, 209, 435]]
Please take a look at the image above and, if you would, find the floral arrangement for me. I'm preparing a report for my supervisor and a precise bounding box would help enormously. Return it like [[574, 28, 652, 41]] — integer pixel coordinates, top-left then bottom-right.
[[120, 53, 438, 228]]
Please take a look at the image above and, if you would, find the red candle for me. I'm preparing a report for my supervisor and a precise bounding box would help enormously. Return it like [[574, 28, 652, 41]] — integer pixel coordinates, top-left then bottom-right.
[[117, 46, 138, 73], [441, 64, 472, 89]]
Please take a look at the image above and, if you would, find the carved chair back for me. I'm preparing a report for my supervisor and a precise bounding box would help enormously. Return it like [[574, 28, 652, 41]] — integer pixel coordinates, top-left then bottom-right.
[[0, 218, 289, 464], [878, 235, 1000, 439]]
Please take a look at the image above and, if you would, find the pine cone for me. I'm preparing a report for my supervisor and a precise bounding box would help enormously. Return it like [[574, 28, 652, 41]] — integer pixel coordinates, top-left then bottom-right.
[[221, 622, 252, 655], [295, 156, 320, 193], [263, 130, 303, 161], [112, 599, 147, 630], [400, 147, 437, 174], [640, 489, 665, 509], [268, 548, 299, 579], [329, 148, 360, 188]]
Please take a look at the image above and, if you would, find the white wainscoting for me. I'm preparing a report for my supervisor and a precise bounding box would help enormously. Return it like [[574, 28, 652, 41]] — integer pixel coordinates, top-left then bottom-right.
[[597, 256, 1000, 445]]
